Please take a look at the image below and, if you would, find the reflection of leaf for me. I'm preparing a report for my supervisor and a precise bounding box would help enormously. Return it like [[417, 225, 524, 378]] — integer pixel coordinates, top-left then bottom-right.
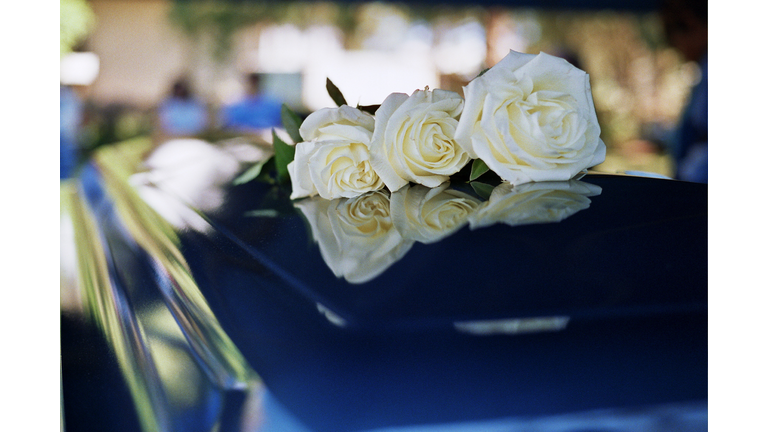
[[273, 130, 295, 183], [281, 104, 303, 144], [470, 181, 494, 200], [326, 78, 348, 107], [244, 209, 280, 218], [470, 159, 490, 181], [233, 158, 270, 185], [257, 157, 277, 184], [244, 184, 297, 218]]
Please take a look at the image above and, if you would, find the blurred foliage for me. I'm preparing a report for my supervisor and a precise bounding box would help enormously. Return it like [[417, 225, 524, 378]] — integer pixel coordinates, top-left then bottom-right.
[[77, 104, 154, 167], [83, 1, 687, 177], [60, 0, 96, 55], [168, 1, 358, 61]]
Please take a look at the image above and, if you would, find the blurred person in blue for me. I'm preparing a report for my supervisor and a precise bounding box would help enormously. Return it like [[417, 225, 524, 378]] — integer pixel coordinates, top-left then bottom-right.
[[60, 85, 82, 179], [662, 0, 707, 183], [157, 78, 210, 137], [61, 51, 99, 179], [219, 73, 283, 133]]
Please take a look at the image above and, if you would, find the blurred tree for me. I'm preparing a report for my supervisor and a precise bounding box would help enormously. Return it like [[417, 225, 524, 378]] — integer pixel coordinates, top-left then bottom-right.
[[60, 0, 95, 56], [168, 1, 358, 62]]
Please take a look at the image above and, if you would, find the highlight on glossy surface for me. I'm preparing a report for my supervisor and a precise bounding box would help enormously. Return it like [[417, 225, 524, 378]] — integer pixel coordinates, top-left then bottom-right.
[[64, 180, 168, 431], [295, 179, 602, 284], [468, 180, 602, 230], [454, 316, 570, 336], [95, 144, 255, 389], [62, 135, 707, 432], [294, 190, 414, 284], [62, 142, 263, 431], [390, 182, 482, 244]]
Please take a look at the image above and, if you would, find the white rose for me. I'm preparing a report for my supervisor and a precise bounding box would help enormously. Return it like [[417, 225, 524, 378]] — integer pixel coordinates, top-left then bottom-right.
[[455, 50, 606, 185], [390, 182, 482, 244], [370, 88, 470, 191], [288, 105, 384, 200], [468, 180, 602, 230], [294, 191, 414, 284]]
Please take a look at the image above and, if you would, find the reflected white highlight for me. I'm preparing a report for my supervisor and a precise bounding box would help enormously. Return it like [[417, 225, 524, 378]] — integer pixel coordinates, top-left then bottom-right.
[[390, 183, 481, 244], [364, 401, 707, 432], [294, 191, 414, 284], [316, 303, 348, 327], [60, 183, 85, 315], [297, 181, 602, 284], [469, 180, 602, 230], [129, 138, 269, 232], [454, 316, 570, 336]]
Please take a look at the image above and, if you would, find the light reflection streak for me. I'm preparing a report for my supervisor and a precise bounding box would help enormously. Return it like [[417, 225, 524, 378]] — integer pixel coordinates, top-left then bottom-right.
[[63, 142, 263, 432], [96, 146, 256, 389], [61, 181, 84, 315], [316, 303, 348, 328], [65, 182, 170, 432], [454, 316, 570, 336], [129, 138, 271, 234], [362, 401, 707, 432]]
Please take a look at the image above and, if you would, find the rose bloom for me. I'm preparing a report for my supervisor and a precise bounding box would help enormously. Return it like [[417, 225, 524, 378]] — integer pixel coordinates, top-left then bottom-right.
[[390, 183, 481, 244], [370, 88, 470, 192], [455, 50, 606, 185], [468, 180, 602, 230], [294, 191, 414, 284], [288, 105, 385, 200]]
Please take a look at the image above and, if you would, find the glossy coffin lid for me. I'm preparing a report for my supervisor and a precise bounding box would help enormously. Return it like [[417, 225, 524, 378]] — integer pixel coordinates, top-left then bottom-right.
[[74, 143, 707, 432], [184, 173, 706, 332], [175, 171, 707, 430]]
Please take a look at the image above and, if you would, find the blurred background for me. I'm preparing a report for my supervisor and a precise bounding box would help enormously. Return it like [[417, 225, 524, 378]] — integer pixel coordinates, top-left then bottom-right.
[[60, 0, 706, 180]]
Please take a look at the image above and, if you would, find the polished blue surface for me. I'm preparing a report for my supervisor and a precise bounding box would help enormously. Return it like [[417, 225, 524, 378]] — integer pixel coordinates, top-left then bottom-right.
[[182, 174, 706, 431], [61, 146, 707, 432]]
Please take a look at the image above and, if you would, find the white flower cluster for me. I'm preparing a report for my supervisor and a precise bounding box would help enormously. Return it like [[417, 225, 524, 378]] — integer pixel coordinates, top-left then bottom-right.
[[287, 50, 606, 201]]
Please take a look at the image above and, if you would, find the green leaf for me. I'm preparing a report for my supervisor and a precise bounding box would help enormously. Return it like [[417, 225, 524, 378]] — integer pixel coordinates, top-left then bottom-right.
[[273, 129, 295, 184], [357, 104, 380, 115], [475, 68, 490, 78], [469, 159, 490, 181], [470, 181, 495, 201], [281, 104, 303, 144], [326, 78, 348, 107], [233, 158, 270, 185]]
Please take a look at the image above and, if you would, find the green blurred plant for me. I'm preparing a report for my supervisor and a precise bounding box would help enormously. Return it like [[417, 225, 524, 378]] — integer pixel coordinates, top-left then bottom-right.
[[60, 0, 95, 56], [168, 1, 358, 62]]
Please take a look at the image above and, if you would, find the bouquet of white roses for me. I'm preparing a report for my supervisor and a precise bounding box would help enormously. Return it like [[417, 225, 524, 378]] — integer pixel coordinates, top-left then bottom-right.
[[237, 50, 606, 200]]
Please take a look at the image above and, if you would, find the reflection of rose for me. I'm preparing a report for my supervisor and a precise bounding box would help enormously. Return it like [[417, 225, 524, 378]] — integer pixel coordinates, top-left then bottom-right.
[[294, 191, 414, 284], [468, 180, 602, 229], [390, 183, 482, 244], [370, 89, 470, 191], [455, 50, 606, 186], [288, 105, 384, 200]]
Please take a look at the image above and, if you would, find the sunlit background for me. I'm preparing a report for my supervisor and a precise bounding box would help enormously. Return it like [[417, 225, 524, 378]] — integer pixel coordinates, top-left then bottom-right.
[[60, 0, 704, 179]]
